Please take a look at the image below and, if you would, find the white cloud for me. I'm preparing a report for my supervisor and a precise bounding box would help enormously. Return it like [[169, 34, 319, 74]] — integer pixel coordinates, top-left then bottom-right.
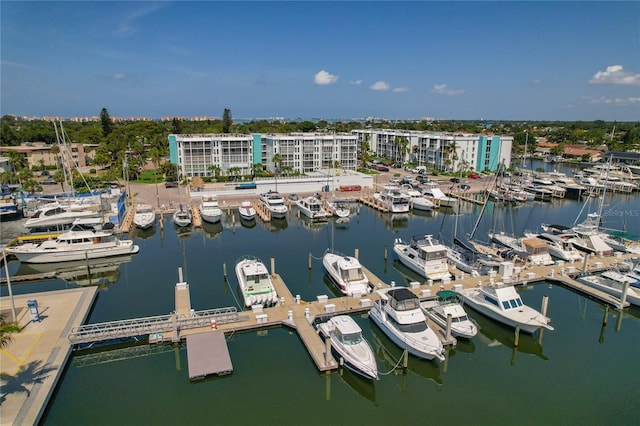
[[350, 79, 363, 86], [314, 70, 338, 85], [370, 81, 390, 91], [589, 65, 640, 86], [584, 96, 640, 105], [393, 86, 409, 93], [532, 79, 542, 85], [114, 3, 168, 36], [431, 84, 464, 96], [111, 73, 126, 80]]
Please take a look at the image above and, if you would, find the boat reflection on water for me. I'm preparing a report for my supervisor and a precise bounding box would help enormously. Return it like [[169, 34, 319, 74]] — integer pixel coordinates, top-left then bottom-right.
[[201, 221, 223, 238], [239, 216, 257, 229], [392, 259, 428, 286], [132, 225, 156, 240], [369, 324, 442, 386], [266, 217, 288, 233], [15, 255, 133, 289], [472, 309, 549, 364], [323, 365, 377, 406], [296, 214, 328, 234], [381, 213, 409, 232]]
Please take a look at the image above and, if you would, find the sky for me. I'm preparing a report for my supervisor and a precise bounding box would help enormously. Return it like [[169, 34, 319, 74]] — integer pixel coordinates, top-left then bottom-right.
[[1, 1, 639, 122]]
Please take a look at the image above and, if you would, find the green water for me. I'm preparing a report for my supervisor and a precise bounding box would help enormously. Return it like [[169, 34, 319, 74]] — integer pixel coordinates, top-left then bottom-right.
[[2, 195, 639, 425]]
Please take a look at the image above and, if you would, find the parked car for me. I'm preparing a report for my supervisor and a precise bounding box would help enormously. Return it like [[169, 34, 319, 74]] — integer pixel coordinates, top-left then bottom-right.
[[449, 177, 461, 183], [459, 184, 471, 190], [288, 193, 298, 201], [389, 177, 400, 184], [164, 181, 178, 188], [468, 173, 479, 179], [41, 177, 56, 185]]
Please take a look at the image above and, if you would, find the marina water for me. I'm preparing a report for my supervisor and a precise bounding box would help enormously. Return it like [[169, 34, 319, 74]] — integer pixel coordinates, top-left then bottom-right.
[[2, 169, 640, 424]]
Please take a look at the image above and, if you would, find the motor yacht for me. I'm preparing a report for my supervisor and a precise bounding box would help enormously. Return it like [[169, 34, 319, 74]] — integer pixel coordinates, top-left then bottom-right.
[[235, 256, 279, 308], [323, 251, 372, 296], [198, 195, 223, 224], [420, 290, 478, 339], [317, 315, 378, 380], [296, 195, 329, 220], [369, 287, 445, 361], [457, 285, 554, 334], [577, 271, 640, 306], [133, 204, 155, 230], [238, 200, 256, 221], [373, 185, 410, 213], [259, 191, 288, 219], [393, 234, 451, 281]]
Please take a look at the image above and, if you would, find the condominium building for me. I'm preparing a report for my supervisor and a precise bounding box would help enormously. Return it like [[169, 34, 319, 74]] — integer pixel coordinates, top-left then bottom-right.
[[351, 129, 513, 173], [168, 132, 359, 178]]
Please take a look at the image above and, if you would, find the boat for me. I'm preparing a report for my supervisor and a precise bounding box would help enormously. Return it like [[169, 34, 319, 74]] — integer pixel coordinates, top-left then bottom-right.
[[420, 290, 478, 339], [393, 234, 452, 281], [5, 225, 140, 264], [259, 191, 288, 219], [400, 184, 434, 211], [489, 232, 554, 265], [368, 287, 445, 362], [577, 271, 640, 306], [172, 204, 192, 227], [198, 195, 223, 224], [421, 186, 457, 209], [373, 185, 410, 213], [132, 204, 155, 230], [0, 184, 18, 218], [296, 195, 329, 220], [569, 212, 614, 256], [317, 315, 378, 380], [325, 198, 350, 218], [234, 256, 279, 308], [24, 202, 101, 231], [238, 200, 256, 221], [322, 251, 372, 296], [526, 232, 584, 262], [457, 285, 554, 334]]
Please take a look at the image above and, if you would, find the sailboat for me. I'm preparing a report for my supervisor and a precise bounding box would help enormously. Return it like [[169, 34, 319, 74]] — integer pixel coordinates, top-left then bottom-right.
[[172, 179, 192, 227]]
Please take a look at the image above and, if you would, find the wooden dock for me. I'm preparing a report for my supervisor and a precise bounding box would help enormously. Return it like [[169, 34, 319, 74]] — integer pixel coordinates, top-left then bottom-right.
[[358, 191, 389, 212], [186, 331, 233, 380]]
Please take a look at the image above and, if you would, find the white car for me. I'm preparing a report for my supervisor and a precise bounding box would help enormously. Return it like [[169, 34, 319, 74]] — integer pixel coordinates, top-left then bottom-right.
[[389, 177, 400, 184]]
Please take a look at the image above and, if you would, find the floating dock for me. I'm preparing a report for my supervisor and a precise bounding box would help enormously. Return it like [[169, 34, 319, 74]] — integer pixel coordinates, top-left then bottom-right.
[[186, 331, 233, 380]]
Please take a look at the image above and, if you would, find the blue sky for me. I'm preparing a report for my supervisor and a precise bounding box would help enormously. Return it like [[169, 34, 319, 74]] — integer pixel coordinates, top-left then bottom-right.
[[2, 1, 639, 121]]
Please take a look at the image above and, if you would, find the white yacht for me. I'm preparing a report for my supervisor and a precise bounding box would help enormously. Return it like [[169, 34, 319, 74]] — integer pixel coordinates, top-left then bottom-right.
[[420, 290, 478, 339], [422, 187, 457, 209], [577, 271, 640, 306], [325, 199, 350, 218], [322, 251, 372, 296], [198, 196, 223, 224], [238, 200, 256, 221], [530, 232, 584, 262], [24, 203, 101, 231], [373, 185, 410, 213], [235, 256, 279, 308], [132, 204, 155, 230], [393, 234, 451, 281], [172, 204, 192, 227], [317, 315, 378, 380], [369, 287, 445, 362], [489, 232, 554, 265], [457, 285, 554, 334], [400, 184, 434, 211], [6, 226, 140, 264], [259, 191, 288, 219], [296, 195, 329, 220], [570, 212, 614, 256]]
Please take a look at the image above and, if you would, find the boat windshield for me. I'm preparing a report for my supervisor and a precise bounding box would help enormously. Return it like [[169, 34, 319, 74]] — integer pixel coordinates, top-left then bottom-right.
[[394, 319, 428, 333], [501, 297, 524, 310], [339, 331, 362, 345], [390, 297, 420, 311], [249, 273, 269, 283], [341, 267, 364, 282]]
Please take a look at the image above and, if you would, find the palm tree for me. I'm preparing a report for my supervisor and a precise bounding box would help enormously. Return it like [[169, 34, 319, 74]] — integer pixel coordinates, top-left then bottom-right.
[[0, 315, 20, 349], [252, 163, 264, 179], [208, 165, 221, 180], [272, 153, 282, 192]]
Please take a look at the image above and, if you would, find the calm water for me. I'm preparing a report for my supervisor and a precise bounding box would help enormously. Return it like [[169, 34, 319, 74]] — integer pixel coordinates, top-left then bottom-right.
[[2, 182, 640, 425]]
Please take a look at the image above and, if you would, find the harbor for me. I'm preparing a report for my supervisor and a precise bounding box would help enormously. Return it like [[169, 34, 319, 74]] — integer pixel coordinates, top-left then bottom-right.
[[2, 173, 640, 425]]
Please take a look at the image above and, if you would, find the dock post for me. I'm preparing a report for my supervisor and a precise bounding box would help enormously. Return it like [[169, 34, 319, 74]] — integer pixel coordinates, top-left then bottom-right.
[[514, 325, 520, 347], [541, 295, 549, 317], [308, 253, 312, 270], [325, 337, 331, 366], [602, 305, 609, 325], [582, 253, 589, 272], [402, 349, 408, 372], [354, 248, 359, 260], [384, 245, 388, 260], [270, 257, 276, 277], [620, 279, 630, 308], [445, 313, 452, 342], [223, 262, 227, 279], [178, 266, 183, 283]]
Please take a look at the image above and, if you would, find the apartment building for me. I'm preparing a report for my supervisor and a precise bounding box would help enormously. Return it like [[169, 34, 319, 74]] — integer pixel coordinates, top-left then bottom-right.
[[169, 132, 359, 178], [0, 142, 96, 170], [351, 129, 513, 173]]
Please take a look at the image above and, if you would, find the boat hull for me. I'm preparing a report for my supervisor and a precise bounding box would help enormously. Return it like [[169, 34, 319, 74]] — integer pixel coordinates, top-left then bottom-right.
[[8, 241, 140, 264]]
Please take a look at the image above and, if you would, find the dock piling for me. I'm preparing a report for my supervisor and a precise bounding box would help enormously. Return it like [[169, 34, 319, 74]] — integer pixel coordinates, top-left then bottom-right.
[[270, 257, 275, 277], [384, 245, 388, 260], [354, 248, 359, 260], [223, 262, 227, 279], [445, 313, 452, 342], [514, 325, 520, 347], [602, 305, 609, 325], [308, 253, 312, 270]]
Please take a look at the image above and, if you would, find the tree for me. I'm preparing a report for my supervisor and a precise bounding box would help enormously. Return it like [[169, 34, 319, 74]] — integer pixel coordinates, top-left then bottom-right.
[[208, 165, 221, 180], [100, 108, 112, 137], [222, 109, 232, 134], [171, 118, 182, 134], [0, 315, 20, 349], [272, 153, 282, 191], [252, 163, 264, 178]]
